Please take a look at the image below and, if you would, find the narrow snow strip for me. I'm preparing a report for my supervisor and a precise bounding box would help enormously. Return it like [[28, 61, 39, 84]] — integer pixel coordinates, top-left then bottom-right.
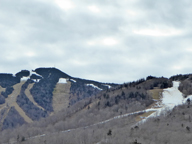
[[86, 84, 103, 90], [58, 78, 67, 84], [7, 109, 147, 144], [145, 108, 159, 112], [91, 110, 146, 126], [70, 79, 76, 83], [30, 71, 43, 78]]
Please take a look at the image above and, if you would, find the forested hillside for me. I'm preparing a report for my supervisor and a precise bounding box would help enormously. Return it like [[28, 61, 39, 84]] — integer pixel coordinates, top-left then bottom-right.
[[0, 70, 192, 144], [0, 67, 117, 131]]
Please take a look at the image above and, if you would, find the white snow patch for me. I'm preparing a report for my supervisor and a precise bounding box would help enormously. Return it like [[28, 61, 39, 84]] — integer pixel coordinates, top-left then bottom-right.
[[30, 71, 43, 78], [103, 84, 111, 89], [162, 81, 184, 108], [29, 79, 40, 83], [70, 79, 76, 83], [35, 79, 41, 82], [86, 84, 102, 90], [58, 78, 67, 84], [138, 81, 188, 124], [21, 77, 30, 81]]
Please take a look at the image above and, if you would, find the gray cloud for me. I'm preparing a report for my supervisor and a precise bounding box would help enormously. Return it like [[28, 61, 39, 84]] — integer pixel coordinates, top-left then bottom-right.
[[0, 0, 192, 83]]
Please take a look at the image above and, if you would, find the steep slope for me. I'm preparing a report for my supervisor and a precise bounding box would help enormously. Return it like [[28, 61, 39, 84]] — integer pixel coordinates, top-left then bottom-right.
[[52, 81, 71, 113], [2, 73, 192, 144], [29, 67, 116, 112], [0, 82, 32, 130], [25, 83, 45, 111], [0, 76, 177, 144], [4, 70, 192, 143]]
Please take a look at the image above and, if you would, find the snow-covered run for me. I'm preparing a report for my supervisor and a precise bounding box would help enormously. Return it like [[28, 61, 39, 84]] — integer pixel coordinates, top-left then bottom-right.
[[139, 81, 190, 124], [58, 78, 67, 84], [70, 79, 76, 83], [162, 81, 184, 107], [86, 84, 103, 90]]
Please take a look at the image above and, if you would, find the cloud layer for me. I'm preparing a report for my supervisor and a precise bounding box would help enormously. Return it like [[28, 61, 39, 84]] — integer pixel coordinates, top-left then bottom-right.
[[0, 0, 192, 83]]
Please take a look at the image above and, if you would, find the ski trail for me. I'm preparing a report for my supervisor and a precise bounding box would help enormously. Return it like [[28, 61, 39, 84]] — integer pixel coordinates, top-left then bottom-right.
[[136, 81, 189, 125], [25, 83, 45, 111]]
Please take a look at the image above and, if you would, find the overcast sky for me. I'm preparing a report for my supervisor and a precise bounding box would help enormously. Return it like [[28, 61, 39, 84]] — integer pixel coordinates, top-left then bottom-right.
[[0, 0, 192, 83]]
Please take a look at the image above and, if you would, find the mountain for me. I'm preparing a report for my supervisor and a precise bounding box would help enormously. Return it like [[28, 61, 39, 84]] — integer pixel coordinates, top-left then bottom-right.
[[0, 70, 192, 144], [0, 67, 118, 130]]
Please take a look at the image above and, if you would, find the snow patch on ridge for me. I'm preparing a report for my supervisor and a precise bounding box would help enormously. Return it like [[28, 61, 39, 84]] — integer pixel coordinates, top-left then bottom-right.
[[21, 76, 30, 81], [86, 84, 103, 90], [30, 71, 43, 78], [70, 79, 76, 83], [58, 78, 67, 84]]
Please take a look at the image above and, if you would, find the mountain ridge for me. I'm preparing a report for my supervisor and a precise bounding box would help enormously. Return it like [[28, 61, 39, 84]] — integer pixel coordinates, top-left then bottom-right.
[[1, 69, 192, 143], [0, 67, 119, 130]]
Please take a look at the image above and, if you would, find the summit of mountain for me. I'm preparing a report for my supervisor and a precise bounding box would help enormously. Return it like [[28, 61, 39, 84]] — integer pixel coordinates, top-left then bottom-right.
[[0, 67, 118, 130]]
